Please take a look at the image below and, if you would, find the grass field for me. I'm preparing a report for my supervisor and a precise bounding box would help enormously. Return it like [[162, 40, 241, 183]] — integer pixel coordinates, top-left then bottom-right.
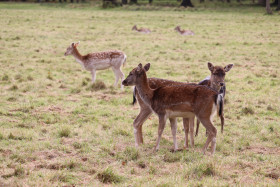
[[0, 2, 280, 186]]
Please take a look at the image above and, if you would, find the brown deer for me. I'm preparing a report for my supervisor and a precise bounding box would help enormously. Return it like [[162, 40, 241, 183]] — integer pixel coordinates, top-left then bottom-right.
[[131, 77, 194, 151], [122, 63, 224, 155], [195, 63, 233, 136], [132, 25, 151, 34], [64, 42, 127, 89], [131, 62, 233, 150], [174, 26, 194, 36]]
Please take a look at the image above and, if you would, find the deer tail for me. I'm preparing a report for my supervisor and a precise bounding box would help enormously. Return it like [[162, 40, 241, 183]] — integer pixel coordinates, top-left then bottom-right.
[[123, 54, 127, 67], [216, 94, 224, 117]]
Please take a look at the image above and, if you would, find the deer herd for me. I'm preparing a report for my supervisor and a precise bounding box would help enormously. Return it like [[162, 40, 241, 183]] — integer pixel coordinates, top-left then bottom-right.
[[132, 25, 194, 35], [65, 30, 233, 155]]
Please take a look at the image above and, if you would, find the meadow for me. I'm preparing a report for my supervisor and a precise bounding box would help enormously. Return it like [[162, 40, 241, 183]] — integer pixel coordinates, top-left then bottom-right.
[[0, 2, 279, 186]]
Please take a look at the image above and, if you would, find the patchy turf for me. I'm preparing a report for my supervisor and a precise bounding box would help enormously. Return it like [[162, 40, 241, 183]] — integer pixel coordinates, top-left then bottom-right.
[[0, 2, 279, 186]]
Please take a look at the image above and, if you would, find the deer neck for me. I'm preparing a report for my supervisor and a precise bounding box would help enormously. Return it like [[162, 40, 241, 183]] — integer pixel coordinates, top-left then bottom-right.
[[178, 28, 183, 33], [72, 48, 85, 67], [135, 73, 153, 106]]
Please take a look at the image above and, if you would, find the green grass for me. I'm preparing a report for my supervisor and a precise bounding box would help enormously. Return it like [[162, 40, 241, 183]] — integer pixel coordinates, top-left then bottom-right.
[[0, 2, 280, 186]]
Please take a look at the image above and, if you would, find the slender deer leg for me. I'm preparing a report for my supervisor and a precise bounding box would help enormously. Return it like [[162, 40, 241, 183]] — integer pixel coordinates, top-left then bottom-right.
[[133, 106, 152, 146], [183, 118, 189, 149], [195, 118, 200, 137], [169, 118, 178, 151], [91, 69, 96, 84], [112, 68, 120, 87], [199, 117, 217, 155], [119, 70, 125, 90], [138, 124, 144, 144], [189, 117, 195, 148], [155, 115, 167, 151]]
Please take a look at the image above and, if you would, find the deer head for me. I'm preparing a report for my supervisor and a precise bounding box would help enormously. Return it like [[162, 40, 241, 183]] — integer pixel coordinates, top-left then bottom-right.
[[132, 25, 137, 31], [208, 62, 233, 90], [174, 26, 180, 31], [122, 63, 150, 86], [64, 42, 80, 56]]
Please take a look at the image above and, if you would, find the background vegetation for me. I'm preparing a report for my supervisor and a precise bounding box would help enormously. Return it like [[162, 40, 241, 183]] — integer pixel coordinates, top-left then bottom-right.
[[0, 3, 279, 186]]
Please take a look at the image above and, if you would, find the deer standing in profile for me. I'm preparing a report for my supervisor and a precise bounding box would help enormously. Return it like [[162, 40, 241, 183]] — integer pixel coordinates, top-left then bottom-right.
[[132, 25, 151, 34], [174, 26, 194, 36], [123, 63, 224, 155], [64, 42, 127, 90], [130, 62, 233, 151]]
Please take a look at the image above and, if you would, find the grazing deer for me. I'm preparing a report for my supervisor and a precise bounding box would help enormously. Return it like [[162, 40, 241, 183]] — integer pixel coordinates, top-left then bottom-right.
[[132, 25, 151, 34], [174, 26, 194, 36], [64, 42, 127, 89], [123, 63, 224, 155], [131, 62, 233, 150]]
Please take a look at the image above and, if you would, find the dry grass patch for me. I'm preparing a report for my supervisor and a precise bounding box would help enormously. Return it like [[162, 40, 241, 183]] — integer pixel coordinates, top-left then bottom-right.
[[97, 167, 124, 184], [0, 3, 279, 186]]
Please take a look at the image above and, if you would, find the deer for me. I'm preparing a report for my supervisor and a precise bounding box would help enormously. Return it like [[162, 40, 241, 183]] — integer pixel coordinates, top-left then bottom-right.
[[130, 62, 233, 151], [195, 63, 233, 136], [174, 26, 194, 36], [131, 77, 194, 151], [122, 63, 224, 155], [64, 42, 127, 90], [132, 25, 151, 34]]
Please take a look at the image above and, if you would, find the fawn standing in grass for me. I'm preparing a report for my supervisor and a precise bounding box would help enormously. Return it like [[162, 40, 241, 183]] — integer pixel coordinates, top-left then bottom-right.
[[130, 62, 233, 150], [174, 26, 194, 36], [64, 42, 127, 89], [195, 63, 233, 136], [132, 25, 151, 34], [123, 63, 224, 155]]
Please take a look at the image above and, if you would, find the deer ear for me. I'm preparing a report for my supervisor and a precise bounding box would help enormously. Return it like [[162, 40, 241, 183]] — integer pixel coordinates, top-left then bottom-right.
[[208, 62, 214, 72], [71, 43, 75, 47], [136, 63, 142, 73], [74, 41, 80, 47], [224, 64, 234, 72], [144, 63, 150, 72]]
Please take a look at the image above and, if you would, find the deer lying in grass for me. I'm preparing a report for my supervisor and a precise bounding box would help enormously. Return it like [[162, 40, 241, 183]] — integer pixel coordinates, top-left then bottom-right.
[[132, 25, 151, 34], [64, 42, 127, 89], [123, 63, 224, 155], [130, 62, 233, 150], [174, 26, 194, 36]]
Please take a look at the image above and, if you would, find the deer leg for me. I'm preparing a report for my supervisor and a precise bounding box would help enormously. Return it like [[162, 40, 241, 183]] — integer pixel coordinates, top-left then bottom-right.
[[138, 124, 144, 144], [112, 68, 125, 90], [91, 69, 96, 84], [189, 117, 195, 148], [195, 118, 200, 137], [154, 115, 167, 151], [133, 106, 152, 146], [183, 118, 189, 149], [118, 69, 125, 90], [111, 68, 120, 88], [199, 117, 217, 155], [169, 118, 178, 151]]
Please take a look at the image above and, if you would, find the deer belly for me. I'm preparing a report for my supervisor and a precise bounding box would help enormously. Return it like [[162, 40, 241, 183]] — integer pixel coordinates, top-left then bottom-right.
[[166, 110, 195, 118], [93, 60, 111, 70]]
